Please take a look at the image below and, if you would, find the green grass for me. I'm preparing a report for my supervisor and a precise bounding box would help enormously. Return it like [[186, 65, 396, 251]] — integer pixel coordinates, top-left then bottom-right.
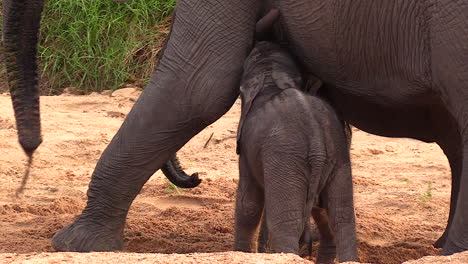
[[1, 0, 176, 94], [164, 179, 182, 195], [419, 182, 433, 203]]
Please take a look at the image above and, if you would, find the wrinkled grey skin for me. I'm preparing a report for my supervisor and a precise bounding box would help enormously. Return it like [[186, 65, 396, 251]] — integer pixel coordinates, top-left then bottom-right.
[[5, 0, 467, 254], [2, 0, 44, 156], [257, 95, 353, 262], [234, 41, 357, 263], [160, 154, 201, 189], [258, 207, 337, 263]]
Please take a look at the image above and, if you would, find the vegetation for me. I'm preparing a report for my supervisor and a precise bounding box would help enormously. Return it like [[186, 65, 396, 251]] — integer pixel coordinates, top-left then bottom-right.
[[419, 182, 433, 203], [165, 179, 182, 195], [1, 0, 176, 94]]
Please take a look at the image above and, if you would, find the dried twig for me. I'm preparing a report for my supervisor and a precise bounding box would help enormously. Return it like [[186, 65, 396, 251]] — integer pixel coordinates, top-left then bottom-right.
[[204, 132, 214, 148], [216, 135, 237, 143]]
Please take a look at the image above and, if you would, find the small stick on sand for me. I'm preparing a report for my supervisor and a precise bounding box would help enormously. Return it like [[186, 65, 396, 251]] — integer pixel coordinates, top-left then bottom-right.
[[204, 132, 214, 148], [15, 154, 33, 197]]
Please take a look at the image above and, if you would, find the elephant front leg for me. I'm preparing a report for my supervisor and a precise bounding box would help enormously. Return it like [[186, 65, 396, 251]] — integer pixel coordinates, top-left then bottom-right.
[[51, 0, 260, 252]]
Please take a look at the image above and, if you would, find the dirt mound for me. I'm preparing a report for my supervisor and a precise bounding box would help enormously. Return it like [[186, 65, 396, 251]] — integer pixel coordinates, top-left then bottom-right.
[[404, 251, 468, 264], [1, 251, 467, 264], [0, 252, 312, 264], [0, 93, 459, 263]]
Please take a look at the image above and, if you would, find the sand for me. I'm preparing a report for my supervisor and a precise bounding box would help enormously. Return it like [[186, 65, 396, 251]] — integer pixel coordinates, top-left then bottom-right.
[[0, 89, 465, 263]]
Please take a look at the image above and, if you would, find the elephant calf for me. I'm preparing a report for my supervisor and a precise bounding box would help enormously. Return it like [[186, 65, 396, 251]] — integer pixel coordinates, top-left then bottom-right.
[[234, 41, 357, 263]]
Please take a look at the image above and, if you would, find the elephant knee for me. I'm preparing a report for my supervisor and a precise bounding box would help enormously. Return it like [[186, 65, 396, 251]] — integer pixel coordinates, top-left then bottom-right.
[[242, 201, 262, 218], [236, 199, 263, 223]]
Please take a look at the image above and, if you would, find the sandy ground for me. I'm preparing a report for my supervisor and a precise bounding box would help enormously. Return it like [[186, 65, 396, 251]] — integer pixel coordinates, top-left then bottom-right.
[[0, 88, 464, 263]]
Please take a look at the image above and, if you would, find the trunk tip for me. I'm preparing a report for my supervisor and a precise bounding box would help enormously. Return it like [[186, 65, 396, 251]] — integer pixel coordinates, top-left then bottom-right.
[[19, 137, 42, 157]]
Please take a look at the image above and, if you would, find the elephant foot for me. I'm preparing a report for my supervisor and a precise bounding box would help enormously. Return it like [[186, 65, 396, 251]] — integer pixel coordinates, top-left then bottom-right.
[[52, 217, 124, 252], [440, 238, 467, 256], [316, 243, 337, 264], [434, 231, 448, 249]]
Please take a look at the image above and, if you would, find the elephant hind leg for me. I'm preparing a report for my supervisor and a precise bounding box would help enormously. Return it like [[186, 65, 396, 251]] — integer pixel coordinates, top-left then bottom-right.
[[431, 1, 468, 253], [234, 156, 264, 252], [443, 141, 468, 255], [441, 112, 468, 254], [321, 163, 358, 262], [257, 210, 271, 253], [436, 107, 468, 254], [311, 206, 337, 264], [442, 93, 468, 254], [263, 159, 310, 254], [52, 0, 261, 252], [432, 107, 463, 249]]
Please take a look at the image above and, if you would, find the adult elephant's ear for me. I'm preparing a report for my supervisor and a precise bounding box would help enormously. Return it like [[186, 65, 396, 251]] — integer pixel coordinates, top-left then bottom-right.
[[236, 74, 265, 154]]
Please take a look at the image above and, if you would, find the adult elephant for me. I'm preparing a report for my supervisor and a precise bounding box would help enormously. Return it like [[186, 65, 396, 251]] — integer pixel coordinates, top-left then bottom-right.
[[4, 0, 467, 255]]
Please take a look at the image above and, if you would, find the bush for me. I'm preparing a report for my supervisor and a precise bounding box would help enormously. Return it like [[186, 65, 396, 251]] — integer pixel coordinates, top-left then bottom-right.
[[1, 0, 176, 94]]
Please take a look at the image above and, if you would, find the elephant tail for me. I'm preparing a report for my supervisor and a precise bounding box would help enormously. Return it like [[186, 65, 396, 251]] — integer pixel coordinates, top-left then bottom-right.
[[161, 154, 201, 188]]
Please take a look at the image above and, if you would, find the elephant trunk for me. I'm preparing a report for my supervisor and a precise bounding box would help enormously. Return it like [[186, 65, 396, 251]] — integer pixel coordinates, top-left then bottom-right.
[[161, 154, 201, 188], [2, 0, 44, 156]]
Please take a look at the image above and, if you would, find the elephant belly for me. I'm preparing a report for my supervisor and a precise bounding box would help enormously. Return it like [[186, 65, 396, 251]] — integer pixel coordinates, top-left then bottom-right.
[[272, 0, 442, 140], [276, 0, 434, 107]]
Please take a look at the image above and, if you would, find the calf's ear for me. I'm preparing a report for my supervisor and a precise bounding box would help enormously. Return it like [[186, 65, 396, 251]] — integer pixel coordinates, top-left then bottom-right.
[[272, 69, 302, 90], [237, 74, 265, 154]]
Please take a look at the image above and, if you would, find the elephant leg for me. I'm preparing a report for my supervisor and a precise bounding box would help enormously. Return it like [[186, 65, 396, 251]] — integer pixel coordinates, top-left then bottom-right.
[[437, 96, 468, 254], [234, 156, 264, 252], [431, 0, 468, 254], [311, 206, 337, 264], [432, 108, 463, 249], [433, 151, 461, 249], [443, 141, 468, 254], [52, 0, 260, 252], [436, 81, 468, 253], [257, 209, 270, 253], [322, 163, 358, 263], [259, 209, 318, 255], [298, 217, 313, 257], [263, 161, 308, 254]]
